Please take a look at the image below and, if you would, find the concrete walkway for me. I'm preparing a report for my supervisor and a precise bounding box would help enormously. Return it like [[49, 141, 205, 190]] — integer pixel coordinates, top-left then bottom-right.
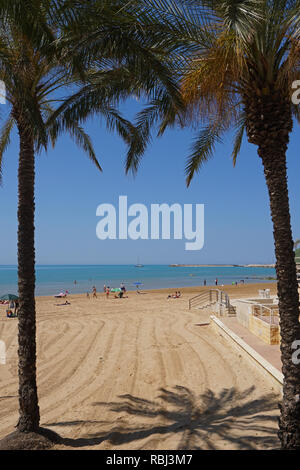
[[219, 317, 282, 373]]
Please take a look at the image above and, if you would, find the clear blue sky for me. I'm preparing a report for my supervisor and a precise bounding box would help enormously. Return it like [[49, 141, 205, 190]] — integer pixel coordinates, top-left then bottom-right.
[[1, 98, 299, 265]]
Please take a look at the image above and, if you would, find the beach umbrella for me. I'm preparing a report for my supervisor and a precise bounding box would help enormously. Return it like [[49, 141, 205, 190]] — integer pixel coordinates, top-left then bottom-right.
[[110, 288, 121, 293], [0, 294, 18, 301], [132, 282, 143, 290]]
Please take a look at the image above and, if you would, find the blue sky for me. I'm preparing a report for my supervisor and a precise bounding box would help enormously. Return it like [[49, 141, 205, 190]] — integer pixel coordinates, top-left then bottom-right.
[[0, 98, 299, 265]]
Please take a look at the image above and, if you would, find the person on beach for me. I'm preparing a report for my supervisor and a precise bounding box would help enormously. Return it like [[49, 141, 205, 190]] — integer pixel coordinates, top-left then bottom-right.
[[14, 300, 19, 316], [167, 291, 180, 299], [204, 279, 206, 286], [114, 291, 128, 299], [103, 284, 106, 293], [120, 282, 126, 293], [215, 278, 218, 286], [86, 291, 90, 299], [6, 303, 15, 317], [92, 286, 97, 298], [106, 287, 110, 299], [7, 310, 16, 318]]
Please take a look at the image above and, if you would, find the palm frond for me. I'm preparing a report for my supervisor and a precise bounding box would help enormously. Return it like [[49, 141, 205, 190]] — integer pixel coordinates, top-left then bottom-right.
[[67, 121, 102, 172], [41, 101, 101, 170], [231, 112, 246, 166], [0, 113, 14, 185], [292, 103, 300, 124], [185, 121, 225, 186], [101, 106, 149, 173], [126, 83, 184, 174]]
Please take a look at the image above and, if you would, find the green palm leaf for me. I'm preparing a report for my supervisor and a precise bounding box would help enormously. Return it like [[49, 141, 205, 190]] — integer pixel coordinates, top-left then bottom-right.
[[185, 122, 225, 186], [0, 114, 14, 185]]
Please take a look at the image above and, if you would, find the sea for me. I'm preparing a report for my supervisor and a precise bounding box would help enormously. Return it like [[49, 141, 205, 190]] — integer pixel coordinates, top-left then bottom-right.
[[0, 265, 276, 297]]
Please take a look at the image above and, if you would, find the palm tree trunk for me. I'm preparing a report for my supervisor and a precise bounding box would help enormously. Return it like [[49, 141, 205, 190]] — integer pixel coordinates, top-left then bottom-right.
[[16, 116, 40, 432], [245, 92, 300, 449], [261, 149, 300, 449]]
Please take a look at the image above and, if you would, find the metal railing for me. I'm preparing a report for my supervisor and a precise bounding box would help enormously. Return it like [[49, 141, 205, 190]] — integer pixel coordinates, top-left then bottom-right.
[[188, 289, 233, 315], [252, 303, 279, 325], [188, 291, 213, 310]]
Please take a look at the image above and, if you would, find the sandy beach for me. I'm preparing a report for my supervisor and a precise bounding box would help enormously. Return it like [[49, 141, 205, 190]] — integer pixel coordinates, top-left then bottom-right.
[[0, 283, 280, 450]]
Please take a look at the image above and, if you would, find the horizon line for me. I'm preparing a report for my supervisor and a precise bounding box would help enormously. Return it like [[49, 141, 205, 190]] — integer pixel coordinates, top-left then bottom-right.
[[0, 263, 275, 267]]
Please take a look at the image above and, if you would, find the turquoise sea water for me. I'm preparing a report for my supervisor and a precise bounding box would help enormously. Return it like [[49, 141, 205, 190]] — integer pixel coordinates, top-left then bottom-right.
[[0, 265, 276, 296]]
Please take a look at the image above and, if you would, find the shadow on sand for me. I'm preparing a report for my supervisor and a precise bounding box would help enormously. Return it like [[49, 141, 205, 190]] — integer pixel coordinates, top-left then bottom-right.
[[45, 385, 280, 450]]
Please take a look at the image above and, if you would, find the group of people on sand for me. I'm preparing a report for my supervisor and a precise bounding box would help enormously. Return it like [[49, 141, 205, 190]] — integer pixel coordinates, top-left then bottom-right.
[[86, 286, 98, 298], [167, 291, 181, 299], [202, 279, 218, 286], [114, 283, 128, 299], [87, 283, 128, 299], [202, 278, 245, 287]]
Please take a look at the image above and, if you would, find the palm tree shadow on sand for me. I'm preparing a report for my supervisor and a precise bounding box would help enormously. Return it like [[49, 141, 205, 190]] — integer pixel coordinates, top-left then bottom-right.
[[46, 386, 280, 449]]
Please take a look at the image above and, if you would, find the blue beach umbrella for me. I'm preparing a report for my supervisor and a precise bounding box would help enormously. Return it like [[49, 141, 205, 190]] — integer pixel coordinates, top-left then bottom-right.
[[132, 282, 143, 291]]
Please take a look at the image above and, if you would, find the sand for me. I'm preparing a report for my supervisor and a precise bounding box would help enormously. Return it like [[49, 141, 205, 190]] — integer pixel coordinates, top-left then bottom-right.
[[0, 283, 280, 450]]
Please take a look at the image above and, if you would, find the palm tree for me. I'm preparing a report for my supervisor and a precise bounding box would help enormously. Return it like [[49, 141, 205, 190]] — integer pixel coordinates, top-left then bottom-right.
[[0, 0, 181, 447], [127, 0, 300, 449]]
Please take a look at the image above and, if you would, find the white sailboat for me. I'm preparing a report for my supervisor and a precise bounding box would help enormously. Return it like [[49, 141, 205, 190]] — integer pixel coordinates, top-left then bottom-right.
[[135, 256, 144, 268]]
